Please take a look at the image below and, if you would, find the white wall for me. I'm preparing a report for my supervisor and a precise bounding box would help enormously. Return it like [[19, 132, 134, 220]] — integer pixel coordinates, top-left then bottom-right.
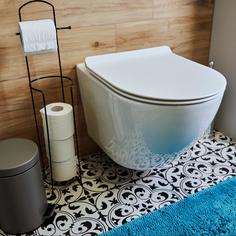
[[209, 0, 236, 139]]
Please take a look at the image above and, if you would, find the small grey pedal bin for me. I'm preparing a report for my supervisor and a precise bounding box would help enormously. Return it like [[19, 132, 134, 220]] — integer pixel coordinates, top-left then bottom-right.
[[0, 138, 50, 234]]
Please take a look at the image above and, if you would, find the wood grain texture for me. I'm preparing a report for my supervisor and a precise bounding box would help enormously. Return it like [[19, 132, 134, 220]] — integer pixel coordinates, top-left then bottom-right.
[[0, 0, 214, 156]]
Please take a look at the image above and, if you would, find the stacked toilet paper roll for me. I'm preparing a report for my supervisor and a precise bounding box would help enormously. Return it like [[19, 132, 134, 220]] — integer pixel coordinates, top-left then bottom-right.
[[40, 103, 77, 182]]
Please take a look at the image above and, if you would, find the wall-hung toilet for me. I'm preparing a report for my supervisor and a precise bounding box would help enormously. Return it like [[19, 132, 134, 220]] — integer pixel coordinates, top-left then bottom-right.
[[76, 46, 226, 170]]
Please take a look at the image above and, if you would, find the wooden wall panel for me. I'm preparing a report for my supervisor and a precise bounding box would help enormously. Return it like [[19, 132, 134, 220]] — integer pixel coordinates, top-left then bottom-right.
[[0, 0, 214, 155]]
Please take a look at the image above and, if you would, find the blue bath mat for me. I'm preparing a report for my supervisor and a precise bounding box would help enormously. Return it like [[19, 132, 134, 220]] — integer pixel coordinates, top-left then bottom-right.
[[100, 177, 236, 236]]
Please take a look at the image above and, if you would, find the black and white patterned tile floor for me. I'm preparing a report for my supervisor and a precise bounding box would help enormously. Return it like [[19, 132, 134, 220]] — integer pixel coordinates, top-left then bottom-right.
[[1, 131, 236, 236]]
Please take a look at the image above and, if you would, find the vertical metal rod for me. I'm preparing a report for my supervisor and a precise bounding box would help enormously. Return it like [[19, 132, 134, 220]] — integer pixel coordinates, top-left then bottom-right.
[[42, 95, 54, 191], [70, 87, 83, 185], [52, 9, 65, 102], [25, 57, 45, 173]]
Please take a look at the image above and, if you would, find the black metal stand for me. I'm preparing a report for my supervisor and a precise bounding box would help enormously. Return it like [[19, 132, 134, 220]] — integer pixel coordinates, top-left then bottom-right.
[[16, 0, 83, 191]]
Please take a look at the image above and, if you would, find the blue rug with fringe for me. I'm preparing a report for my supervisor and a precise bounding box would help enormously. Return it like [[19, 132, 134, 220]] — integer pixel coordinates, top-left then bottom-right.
[[101, 177, 236, 236]]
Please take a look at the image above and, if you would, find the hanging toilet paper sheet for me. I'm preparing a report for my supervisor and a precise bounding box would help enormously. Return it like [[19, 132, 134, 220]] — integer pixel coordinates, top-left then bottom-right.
[[40, 103, 74, 140], [19, 19, 57, 55]]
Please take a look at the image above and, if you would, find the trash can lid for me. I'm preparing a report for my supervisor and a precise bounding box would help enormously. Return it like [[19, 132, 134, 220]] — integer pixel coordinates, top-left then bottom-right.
[[0, 139, 39, 178]]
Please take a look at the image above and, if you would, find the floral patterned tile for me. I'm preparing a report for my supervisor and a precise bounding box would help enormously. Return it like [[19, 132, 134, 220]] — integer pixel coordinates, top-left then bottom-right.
[[1, 131, 236, 236]]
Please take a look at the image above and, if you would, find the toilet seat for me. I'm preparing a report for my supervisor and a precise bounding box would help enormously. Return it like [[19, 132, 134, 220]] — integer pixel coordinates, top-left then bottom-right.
[[85, 46, 226, 104]]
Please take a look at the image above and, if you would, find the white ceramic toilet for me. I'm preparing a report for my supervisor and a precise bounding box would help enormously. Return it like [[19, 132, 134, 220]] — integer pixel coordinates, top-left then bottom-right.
[[76, 46, 226, 170]]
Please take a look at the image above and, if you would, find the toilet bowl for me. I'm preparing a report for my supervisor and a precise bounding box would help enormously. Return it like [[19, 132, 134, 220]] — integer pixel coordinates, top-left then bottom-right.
[[76, 46, 226, 170]]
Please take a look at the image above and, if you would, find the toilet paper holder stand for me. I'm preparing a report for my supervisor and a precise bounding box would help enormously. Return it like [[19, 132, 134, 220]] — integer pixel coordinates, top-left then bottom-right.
[[15, 0, 82, 191]]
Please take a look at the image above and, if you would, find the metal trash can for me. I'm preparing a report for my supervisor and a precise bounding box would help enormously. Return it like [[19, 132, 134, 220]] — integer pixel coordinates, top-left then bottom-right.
[[0, 138, 48, 234]]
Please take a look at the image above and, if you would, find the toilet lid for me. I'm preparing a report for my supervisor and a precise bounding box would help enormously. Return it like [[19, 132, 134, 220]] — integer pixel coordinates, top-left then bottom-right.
[[85, 46, 226, 102]]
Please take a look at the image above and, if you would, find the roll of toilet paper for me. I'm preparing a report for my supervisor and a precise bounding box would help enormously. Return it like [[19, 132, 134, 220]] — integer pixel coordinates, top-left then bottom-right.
[[45, 136, 75, 163], [40, 103, 74, 140], [19, 19, 57, 55], [51, 156, 78, 182]]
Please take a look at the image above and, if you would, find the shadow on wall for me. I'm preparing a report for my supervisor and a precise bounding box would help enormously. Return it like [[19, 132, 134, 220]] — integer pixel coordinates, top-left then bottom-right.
[[209, 0, 236, 139], [171, 0, 214, 64]]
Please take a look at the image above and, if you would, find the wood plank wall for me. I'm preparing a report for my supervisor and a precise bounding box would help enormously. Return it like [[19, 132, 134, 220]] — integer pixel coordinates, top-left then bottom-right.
[[0, 0, 215, 156]]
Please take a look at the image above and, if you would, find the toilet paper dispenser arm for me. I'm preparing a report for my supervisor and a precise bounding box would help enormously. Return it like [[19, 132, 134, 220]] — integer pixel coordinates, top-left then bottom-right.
[[16, 26, 71, 35], [15, 0, 72, 35], [15, 0, 72, 103]]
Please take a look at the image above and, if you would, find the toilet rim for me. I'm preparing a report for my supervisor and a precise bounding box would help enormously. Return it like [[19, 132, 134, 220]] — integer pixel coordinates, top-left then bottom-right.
[[82, 63, 224, 106]]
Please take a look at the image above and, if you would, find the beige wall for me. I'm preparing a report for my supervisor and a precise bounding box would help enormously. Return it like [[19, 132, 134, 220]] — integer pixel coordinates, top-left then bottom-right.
[[0, 0, 214, 158], [210, 0, 236, 138]]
